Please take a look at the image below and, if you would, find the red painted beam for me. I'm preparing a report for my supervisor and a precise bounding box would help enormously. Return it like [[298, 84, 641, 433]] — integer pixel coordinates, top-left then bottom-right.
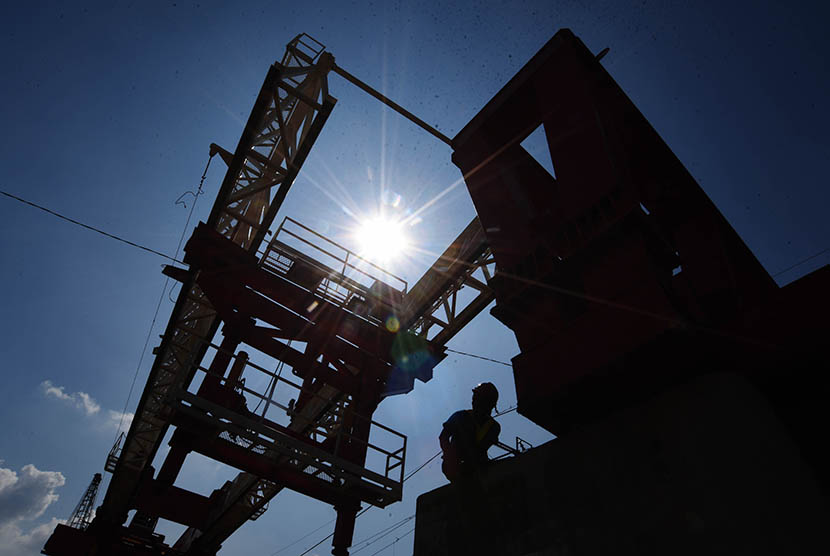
[[241, 324, 363, 396], [133, 479, 215, 530], [186, 433, 350, 507]]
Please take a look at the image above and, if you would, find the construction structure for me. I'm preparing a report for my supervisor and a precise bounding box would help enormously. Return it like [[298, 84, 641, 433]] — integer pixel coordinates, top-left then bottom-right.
[[417, 29, 830, 554], [43, 34, 493, 556], [43, 29, 830, 556], [66, 473, 102, 532]]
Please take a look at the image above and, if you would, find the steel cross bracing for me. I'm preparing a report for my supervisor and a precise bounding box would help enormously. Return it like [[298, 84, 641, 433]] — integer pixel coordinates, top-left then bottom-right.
[[402, 217, 494, 348], [98, 33, 336, 528], [161, 218, 415, 553], [166, 218, 495, 554], [93, 33, 498, 556], [67, 474, 102, 531]]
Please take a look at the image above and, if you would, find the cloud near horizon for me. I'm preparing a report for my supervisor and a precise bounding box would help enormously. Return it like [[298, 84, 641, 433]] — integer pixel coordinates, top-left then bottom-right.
[[0, 463, 65, 556]]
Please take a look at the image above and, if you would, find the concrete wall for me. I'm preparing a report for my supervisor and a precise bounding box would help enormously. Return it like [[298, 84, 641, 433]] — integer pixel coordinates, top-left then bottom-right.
[[414, 373, 828, 555]]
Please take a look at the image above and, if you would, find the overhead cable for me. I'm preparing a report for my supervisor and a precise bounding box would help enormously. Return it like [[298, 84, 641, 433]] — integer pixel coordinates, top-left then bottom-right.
[[269, 517, 336, 555], [772, 246, 830, 277], [445, 347, 511, 367], [350, 515, 415, 554], [292, 404, 518, 556], [0, 189, 185, 264], [366, 527, 415, 556], [112, 151, 214, 441]]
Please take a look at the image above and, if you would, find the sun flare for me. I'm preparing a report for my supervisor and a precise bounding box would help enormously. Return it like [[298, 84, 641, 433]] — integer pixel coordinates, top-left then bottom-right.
[[354, 216, 411, 264]]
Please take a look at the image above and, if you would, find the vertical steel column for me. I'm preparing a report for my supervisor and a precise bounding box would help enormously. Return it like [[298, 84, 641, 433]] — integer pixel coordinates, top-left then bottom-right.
[[197, 332, 241, 395], [156, 431, 191, 487], [332, 500, 361, 556], [225, 350, 249, 386]]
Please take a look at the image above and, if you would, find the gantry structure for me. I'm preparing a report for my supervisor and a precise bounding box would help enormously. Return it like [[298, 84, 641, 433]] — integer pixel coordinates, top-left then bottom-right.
[[42, 27, 830, 556], [44, 34, 495, 556]]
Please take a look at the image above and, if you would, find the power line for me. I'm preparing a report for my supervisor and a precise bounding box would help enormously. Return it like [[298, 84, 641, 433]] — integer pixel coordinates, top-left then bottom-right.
[[269, 518, 336, 556], [445, 348, 511, 367], [366, 527, 414, 556], [297, 506, 372, 556], [7, 183, 811, 351], [0, 189, 185, 264], [292, 403, 518, 556], [293, 445, 434, 556], [113, 283, 167, 440], [772, 246, 830, 277], [112, 153, 214, 441], [350, 515, 415, 554], [296, 530, 333, 555], [2, 189, 511, 371], [403, 451, 441, 482]]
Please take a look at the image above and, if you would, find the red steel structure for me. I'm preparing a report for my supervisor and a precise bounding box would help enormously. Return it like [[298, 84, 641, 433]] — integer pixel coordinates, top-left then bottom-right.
[[44, 28, 830, 556], [45, 33, 495, 556], [452, 29, 830, 474]]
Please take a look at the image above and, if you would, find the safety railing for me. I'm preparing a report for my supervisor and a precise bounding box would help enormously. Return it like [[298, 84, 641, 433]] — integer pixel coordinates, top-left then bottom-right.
[[167, 337, 407, 504], [491, 436, 533, 461], [258, 217, 407, 322], [104, 432, 125, 473], [282, 33, 326, 68]]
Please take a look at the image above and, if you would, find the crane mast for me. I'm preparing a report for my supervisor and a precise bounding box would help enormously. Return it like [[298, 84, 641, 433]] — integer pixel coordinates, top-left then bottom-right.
[[66, 473, 102, 532]]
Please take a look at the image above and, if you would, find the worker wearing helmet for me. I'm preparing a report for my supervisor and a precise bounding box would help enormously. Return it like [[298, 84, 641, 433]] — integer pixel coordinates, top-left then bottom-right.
[[439, 382, 501, 482]]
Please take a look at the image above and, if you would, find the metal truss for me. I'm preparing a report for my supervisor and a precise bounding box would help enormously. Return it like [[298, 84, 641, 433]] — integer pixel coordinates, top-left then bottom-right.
[[98, 33, 336, 527], [96, 34, 500, 556], [407, 247, 495, 345], [403, 217, 495, 346], [171, 218, 411, 552], [67, 474, 102, 531], [208, 34, 336, 252], [174, 380, 357, 551], [172, 387, 405, 505], [175, 218, 498, 553]]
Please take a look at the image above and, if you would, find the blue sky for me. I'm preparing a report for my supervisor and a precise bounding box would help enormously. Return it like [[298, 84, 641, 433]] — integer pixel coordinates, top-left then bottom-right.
[[1, 1, 828, 555]]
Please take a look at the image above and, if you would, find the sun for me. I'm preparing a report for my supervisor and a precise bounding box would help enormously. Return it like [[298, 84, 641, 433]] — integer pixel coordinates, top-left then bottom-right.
[[354, 215, 411, 264]]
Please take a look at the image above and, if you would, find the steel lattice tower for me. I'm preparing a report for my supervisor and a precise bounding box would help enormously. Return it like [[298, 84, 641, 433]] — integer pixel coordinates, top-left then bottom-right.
[[67, 473, 101, 531]]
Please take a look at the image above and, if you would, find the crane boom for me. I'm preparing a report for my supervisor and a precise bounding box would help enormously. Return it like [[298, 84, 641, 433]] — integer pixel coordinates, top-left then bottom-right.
[[97, 34, 336, 529]]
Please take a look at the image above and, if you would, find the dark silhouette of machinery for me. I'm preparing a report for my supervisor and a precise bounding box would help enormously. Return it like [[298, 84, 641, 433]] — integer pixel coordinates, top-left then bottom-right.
[[43, 33, 493, 556], [44, 29, 830, 556], [67, 473, 102, 531], [414, 28, 830, 555]]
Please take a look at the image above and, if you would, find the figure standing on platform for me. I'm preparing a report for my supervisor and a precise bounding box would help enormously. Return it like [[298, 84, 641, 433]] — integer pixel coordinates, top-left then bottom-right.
[[440, 382, 500, 482]]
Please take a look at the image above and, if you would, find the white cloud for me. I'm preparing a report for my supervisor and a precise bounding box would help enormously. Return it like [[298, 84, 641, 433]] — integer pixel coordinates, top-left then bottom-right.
[[0, 517, 64, 556], [40, 381, 100, 416], [76, 392, 101, 416], [40, 382, 132, 434], [0, 464, 65, 556], [107, 410, 134, 435], [0, 464, 65, 523]]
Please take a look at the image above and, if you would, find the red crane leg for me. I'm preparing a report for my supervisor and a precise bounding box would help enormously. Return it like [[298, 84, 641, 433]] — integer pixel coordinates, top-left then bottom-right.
[[332, 501, 361, 556]]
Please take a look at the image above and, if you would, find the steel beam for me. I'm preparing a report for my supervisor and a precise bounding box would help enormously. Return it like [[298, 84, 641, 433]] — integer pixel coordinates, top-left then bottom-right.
[[97, 33, 336, 529]]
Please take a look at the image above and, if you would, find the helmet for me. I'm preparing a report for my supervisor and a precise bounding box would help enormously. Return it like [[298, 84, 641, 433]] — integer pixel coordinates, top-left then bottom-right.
[[472, 382, 499, 409]]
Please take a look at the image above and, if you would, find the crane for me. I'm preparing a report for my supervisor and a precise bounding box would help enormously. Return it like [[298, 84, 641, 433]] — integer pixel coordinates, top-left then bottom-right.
[[66, 473, 102, 532], [44, 27, 830, 556], [43, 33, 495, 556]]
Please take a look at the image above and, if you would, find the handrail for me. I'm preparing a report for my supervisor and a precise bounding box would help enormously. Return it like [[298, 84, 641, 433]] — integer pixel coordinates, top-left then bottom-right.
[[178, 337, 407, 485], [274, 216, 408, 292]]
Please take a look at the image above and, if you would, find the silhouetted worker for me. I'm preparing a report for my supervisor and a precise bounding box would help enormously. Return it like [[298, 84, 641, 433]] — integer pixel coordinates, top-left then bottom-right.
[[440, 382, 500, 482]]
